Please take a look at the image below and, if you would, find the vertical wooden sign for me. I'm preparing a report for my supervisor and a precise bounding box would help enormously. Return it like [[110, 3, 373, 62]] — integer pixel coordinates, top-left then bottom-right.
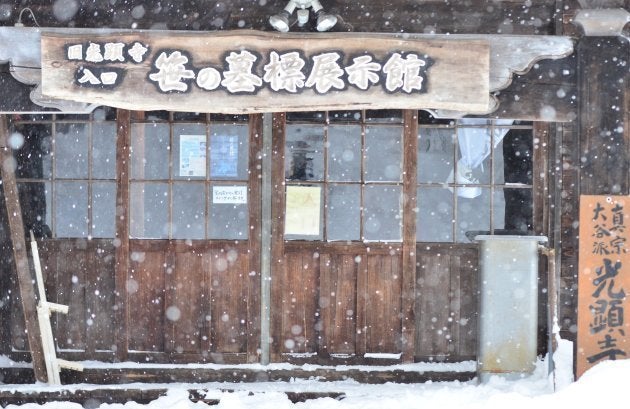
[[577, 195, 629, 378]]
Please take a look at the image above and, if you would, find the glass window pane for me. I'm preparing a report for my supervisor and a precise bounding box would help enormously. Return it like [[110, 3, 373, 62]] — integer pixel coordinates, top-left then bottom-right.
[[328, 111, 362, 123], [172, 183, 206, 239], [54, 114, 89, 121], [497, 128, 533, 185], [327, 125, 361, 182], [55, 123, 88, 179], [365, 109, 402, 123], [142, 111, 170, 121], [18, 181, 52, 238], [174, 112, 206, 122], [92, 106, 117, 121], [364, 126, 402, 182], [285, 125, 324, 181], [327, 184, 360, 241], [456, 187, 490, 242], [55, 181, 88, 238], [209, 184, 249, 240], [210, 124, 249, 180], [14, 123, 52, 179], [92, 181, 116, 238], [92, 122, 117, 179], [363, 185, 401, 242], [173, 124, 207, 180], [286, 111, 325, 123], [416, 187, 453, 242], [130, 182, 169, 239], [130, 123, 170, 180], [209, 113, 249, 123], [496, 188, 533, 233], [418, 128, 455, 184]]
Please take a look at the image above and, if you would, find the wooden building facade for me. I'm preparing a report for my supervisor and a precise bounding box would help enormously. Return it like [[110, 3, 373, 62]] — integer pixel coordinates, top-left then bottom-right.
[[0, 1, 628, 382]]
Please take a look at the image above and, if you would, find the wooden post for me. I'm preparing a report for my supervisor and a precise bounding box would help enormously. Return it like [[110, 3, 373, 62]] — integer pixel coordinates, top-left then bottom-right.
[[114, 109, 131, 361], [0, 114, 48, 382], [401, 110, 418, 362]]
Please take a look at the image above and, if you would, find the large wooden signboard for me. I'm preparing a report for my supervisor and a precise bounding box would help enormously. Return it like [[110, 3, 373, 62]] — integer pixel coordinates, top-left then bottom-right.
[[40, 30, 489, 114], [577, 195, 629, 378]]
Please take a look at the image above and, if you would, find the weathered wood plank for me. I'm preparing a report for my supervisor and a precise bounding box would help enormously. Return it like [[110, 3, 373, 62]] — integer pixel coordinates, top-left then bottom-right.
[[165, 250, 204, 354], [415, 245, 479, 360], [578, 37, 629, 195], [210, 246, 249, 354], [270, 112, 287, 360], [88, 241, 116, 353], [127, 246, 166, 352], [331, 254, 357, 355], [0, 114, 47, 382], [458, 250, 478, 357], [366, 254, 402, 353], [401, 109, 418, 362], [0, 1, 557, 35], [246, 113, 263, 363], [53, 240, 88, 351], [114, 108, 131, 361]]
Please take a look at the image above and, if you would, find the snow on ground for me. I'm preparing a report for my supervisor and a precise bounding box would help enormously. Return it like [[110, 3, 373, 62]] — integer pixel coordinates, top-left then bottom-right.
[[1, 339, 628, 408]]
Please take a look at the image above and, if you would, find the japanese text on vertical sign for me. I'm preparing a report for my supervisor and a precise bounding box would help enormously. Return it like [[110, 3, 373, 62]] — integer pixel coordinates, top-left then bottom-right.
[[577, 195, 629, 378]]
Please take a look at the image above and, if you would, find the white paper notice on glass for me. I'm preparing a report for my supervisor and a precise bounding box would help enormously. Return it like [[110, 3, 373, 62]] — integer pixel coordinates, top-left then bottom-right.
[[285, 185, 321, 236], [213, 186, 248, 204], [179, 134, 206, 177]]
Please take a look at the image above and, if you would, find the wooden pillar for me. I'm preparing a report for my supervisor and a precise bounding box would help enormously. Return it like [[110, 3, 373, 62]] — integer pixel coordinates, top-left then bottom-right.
[[0, 114, 47, 382], [577, 34, 629, 195], [114, 109, 131, 361], [269, 112, 287, 362], [247, 113, 263, 363], [401, 110, 418, 362]]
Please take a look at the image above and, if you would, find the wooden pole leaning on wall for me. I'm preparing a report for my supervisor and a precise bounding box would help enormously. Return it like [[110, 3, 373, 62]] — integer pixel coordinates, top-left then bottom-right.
[[0, 114, 48, 382], [30, 231, 84, 384]]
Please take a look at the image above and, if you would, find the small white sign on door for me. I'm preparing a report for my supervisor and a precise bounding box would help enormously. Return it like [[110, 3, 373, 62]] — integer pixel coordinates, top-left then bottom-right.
[[213, 186, 247, 204]]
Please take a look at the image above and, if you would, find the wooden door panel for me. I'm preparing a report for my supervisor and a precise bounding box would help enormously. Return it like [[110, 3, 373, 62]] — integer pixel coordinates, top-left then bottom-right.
[[128, 246, 166, 352], [165, 251, 205, 354], [365, 254, 402, 353], [415, 245, 478, 360], [89, 243, 116, 352], [320, 253, 357, 356], [281, 251, 318, 354], [209, 245, 249, 354], [279, 246, 405, 359]]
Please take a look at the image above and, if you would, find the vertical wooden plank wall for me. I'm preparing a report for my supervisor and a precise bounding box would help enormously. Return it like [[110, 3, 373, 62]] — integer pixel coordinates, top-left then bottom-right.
[[578, 36, 629, 196]]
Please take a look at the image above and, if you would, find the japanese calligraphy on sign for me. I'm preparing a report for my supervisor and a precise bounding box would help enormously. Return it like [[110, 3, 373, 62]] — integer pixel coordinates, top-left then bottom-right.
[[577, 195, 629, 378], [40, 30, 490, 114]]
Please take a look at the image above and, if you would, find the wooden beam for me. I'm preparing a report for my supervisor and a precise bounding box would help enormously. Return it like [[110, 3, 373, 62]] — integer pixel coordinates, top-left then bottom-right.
[[0, 114, 47, 382], [401, 110, 418, 363], [114, 109, 131, 361], [247, 113, 263, 363], [270, 112, 287, 361]]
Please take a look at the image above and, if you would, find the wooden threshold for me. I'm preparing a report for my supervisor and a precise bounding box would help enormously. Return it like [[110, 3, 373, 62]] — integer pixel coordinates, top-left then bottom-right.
[[0, 364, 475, 386]]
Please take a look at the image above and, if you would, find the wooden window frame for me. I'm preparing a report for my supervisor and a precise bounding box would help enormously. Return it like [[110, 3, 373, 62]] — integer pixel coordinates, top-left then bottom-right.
[[128, 112, 251, 240], [12, 110, 118, 239], [284, 110, 406, 243]]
